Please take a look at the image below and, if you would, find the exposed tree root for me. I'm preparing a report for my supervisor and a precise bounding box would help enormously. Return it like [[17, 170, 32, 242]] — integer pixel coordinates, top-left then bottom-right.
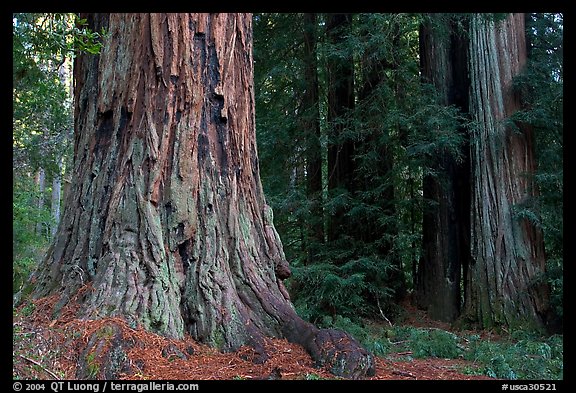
[[281, 317, 375, 379]]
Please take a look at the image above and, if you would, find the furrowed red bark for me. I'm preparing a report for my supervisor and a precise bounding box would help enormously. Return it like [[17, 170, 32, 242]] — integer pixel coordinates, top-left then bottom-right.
[[464, 13, 549, 329], [28, 13, 374, 378]]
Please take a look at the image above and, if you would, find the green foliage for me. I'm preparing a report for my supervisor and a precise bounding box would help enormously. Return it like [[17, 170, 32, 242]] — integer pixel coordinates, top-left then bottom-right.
[[316, 318, 562, 380], [463, 333, 563, 380], [288, 253, 397, 322], [85, 351, 100, 379], [13, 176, 53, 294], [253, 13, 312, 262], [13, 13, 86, 295], [408, 329, 462, 359], [13, 14, 74, 175], [289, 262, 365, 322], [373, 325, 464, 360], [255, 13, 469, 323], [18, 302, 36, 318], [13, 13, 104, 178], [13, 13, 105, 64], [254, 12, 562, 335]]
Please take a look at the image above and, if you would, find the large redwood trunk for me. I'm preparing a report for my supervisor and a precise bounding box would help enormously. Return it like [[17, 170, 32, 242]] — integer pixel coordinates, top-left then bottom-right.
[[464, 13, 549, 329], [28, 13, 374, 378], [416, 14, 471, 322]]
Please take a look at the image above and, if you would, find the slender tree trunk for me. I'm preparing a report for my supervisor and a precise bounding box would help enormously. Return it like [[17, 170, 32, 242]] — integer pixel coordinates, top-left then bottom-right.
[[35, 167, 46, 236], [416, 14, 471, 322], [50, 158, 62, 238], [302, 13, 324, 259], [325, 13, 356, 242], [464, 13, 549, 329], [52, 54, 73, 238], [27, 13, 373, 378]]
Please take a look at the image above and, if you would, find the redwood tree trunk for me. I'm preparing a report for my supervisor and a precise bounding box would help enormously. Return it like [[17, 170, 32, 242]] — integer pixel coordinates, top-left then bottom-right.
[[464, 13, 549, 329], [416, 14, 471, 322], [29, 13, 373, 378]]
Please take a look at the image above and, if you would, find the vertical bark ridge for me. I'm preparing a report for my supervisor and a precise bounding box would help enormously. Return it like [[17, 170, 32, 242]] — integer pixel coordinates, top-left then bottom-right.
[[465, 14, 548, 329]]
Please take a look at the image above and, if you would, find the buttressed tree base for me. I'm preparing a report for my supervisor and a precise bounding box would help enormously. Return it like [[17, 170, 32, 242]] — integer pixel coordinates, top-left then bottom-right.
[[24, 13, 374, 379]]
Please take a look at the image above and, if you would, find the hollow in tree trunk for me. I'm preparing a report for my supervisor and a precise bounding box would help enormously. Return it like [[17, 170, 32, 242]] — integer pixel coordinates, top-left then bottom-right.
[[27, 13, 374, 379]]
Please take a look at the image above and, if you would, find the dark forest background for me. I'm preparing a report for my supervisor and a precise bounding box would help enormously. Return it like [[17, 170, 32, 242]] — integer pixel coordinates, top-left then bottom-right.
[[252, 13, 562, 330]]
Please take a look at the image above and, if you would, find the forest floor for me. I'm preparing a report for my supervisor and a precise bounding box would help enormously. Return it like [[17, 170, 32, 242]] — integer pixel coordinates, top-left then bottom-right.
[[13, 294, 496, 381]]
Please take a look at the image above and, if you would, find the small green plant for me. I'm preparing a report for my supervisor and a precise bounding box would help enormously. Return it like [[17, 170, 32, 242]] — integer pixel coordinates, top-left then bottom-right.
[[85, 351, 100, 379], [409, 328, 462, 359], [365, 338, 391, 357], [320, 317, 563, 380], [19, 302, 36, 318], [95, 325, 115, 339]]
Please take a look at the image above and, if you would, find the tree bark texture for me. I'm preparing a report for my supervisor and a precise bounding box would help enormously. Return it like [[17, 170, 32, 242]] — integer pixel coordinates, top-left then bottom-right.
[[416, 14, 471, 322], [29, 13, 374, 378], [464, 13, 549, 329]]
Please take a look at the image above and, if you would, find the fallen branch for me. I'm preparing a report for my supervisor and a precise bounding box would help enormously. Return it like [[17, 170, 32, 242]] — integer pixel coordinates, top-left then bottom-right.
[[393, 351, 413, 356], [376, 297, 393, 327], [19, 355, 61, 380], [390, 340, 409, 345]]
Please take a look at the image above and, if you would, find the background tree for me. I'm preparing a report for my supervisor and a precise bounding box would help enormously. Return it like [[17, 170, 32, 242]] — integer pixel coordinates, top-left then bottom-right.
[[253, 13, 310, 263], [302, 13, 324, 261], [517, 13, 563, 331], [254, 12, 561, 333], [415, 13, 471, 322], [325, 13, 356, 244], [255, 13, 463, 325], [13, 13, 86, 293], [464, 13, 550, 330], [23, 13, 374, 378]]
